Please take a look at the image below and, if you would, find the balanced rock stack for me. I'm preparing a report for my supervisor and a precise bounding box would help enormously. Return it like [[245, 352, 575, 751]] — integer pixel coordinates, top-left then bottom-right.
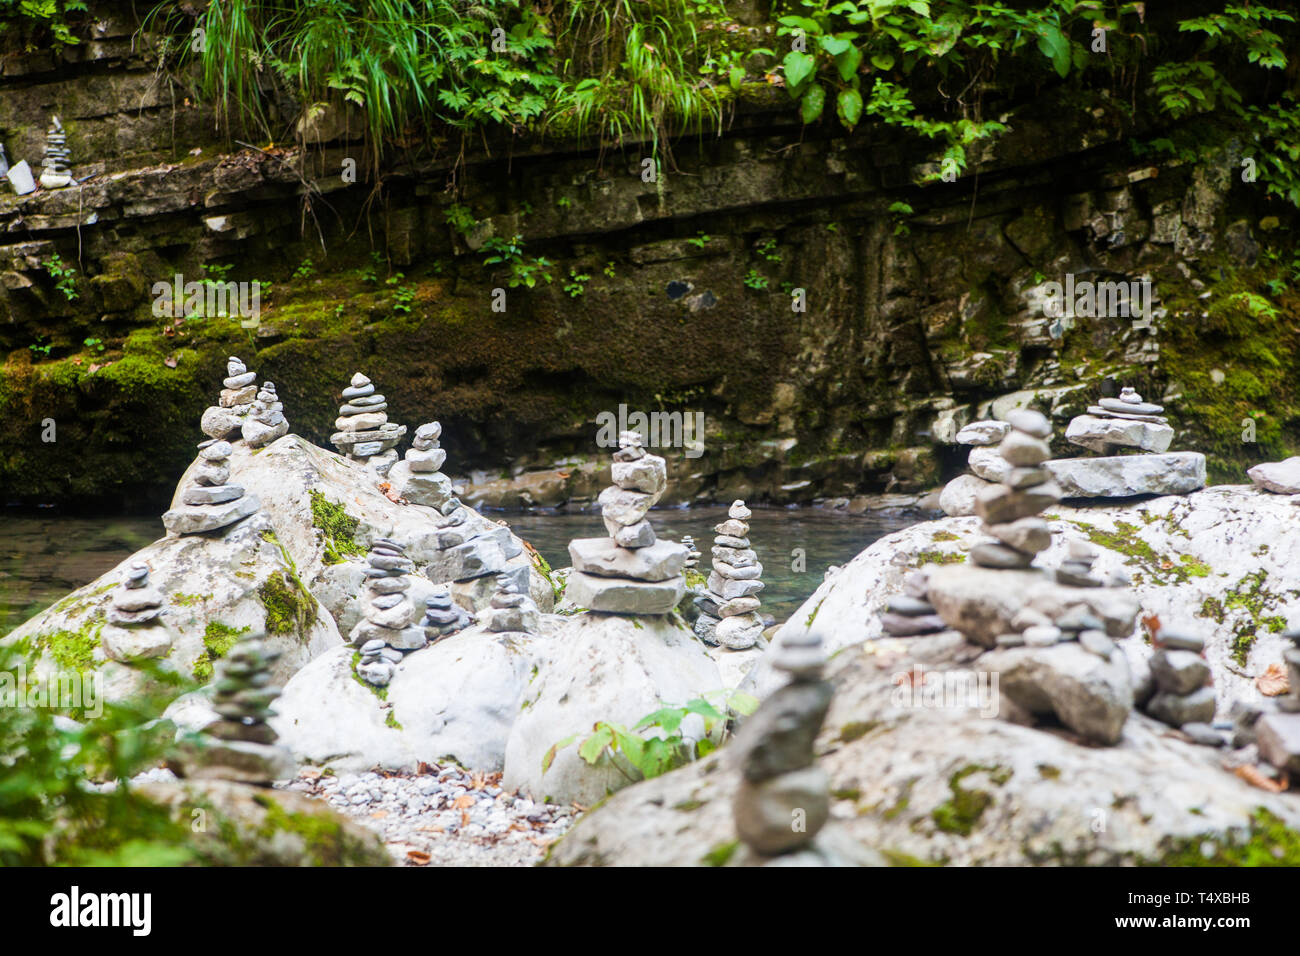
[[731, 630, 831, 856], [356, 639, 401, 687], [1065, 386, 1173, 455], [349, 539, 427, 655], [201, 356, 258, 440], [426, 501, 523, 586], [1048, 385, 1206, 498], [971, 409, 1061, 570], [483, 572, 540, 634], [163, 439, 260, 534], [331, 372, 406, 473], [681, 535, 700, 570], [938, 420, 1009, 516], [39, 116, 73, 189], [1056, 538, 1108, 587], [564, 431, 686, 615], [694, 500, 766, 650], [101, 562, 172, 662], [1141, 627, 1217, 732], [878, 569, 945, 637], [187, 636, 294, 785], [420, 587, 474, 640], [1255, 628, 1300, 774], [387, 421, 454, 509], [241, 381, 289, 447]]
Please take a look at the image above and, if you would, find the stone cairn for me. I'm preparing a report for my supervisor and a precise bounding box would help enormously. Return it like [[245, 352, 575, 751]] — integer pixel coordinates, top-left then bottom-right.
[[694, 500, 766, 649], [162, 438, 260, 534], [426, 500, 524, 602], [39, 116, 73, 189], [681, 535, 700, 570], [483, 571, 540, 634], [564, 431, 686, 615], [241, 381, 289, 447], [1065, 385, 1172, 455], [970, 409, 1059, 571], [350, 539, 427, 685], [877, 568, 945, 637], [201, 356, 258, 440], [332, 372, 406, 474], [420, 586, 474, 641], [1141, 626, 1216, 733], [188, 636, 294, 785], [938, 419, 1010, 516], [101, 562, 172, 662], [731, 629, 831, 856], [387, 421, 454, 509]]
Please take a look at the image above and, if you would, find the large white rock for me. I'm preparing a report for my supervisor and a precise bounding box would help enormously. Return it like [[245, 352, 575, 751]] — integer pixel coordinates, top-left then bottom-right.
[[967, 446, 1010, 483], [4, 511, 340, 701], [272, 625, 548, 773], [955, 420, 1010, 446], [939, 474, 991, 516], [1065, 414, 1174, 454], [548, 632, 1300, 866], [503, 614, 724, 806], [1247, 457, 1300, 495], [1045, 452, 1206, 498], [744, 486, 1300, 716]]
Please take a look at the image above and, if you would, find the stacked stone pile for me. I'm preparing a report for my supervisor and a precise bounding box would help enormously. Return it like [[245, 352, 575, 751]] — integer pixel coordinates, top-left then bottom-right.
[[356, 639, 401, 687], [681, 536, 700, 570], [101, 562, 172, 662], [731, 630, 831, 856], [564, 431, 686, 615], [420, 588, 474, 640], [387, 421, 454, 509], [186, 636, 294, 785], [1065, 386, 1173, 454], [331, 372, 406, 473], [201, 356, 258, 439], [39, 116, 73, 189], [877, 569, 945, 637], [1047, 385, 1206, 498], [971, 409, 1061, 571], [425, 500, 523, 587], [483, 572, 540, 634], [350, 539, 427, 667], [693, 501, 766, 649], [1141, 627, 1218, 736], [163, 439, 260, 534], [241, 381, 289, 447]]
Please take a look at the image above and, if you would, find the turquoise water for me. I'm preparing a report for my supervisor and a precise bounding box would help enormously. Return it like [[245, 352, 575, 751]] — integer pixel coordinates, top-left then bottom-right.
[[0, 506, 925, 635]]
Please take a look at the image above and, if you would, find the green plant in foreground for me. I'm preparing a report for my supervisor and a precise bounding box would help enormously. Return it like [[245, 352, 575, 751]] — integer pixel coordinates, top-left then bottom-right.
[[543, 690, 759, 783], [743, 268, 769, 291], [563, 269, 590, 298], [482, 234, 553, 289], [83, 336, 104, 353]]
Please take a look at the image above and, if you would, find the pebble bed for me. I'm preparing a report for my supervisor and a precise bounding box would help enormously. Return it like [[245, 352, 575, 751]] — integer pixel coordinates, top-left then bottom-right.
[[278, 763, 577, 866]]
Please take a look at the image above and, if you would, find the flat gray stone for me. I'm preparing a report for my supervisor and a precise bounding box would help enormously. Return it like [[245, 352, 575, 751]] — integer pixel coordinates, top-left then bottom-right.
[[955, 420, 1010, 446], [568, 537, 688, 582], [1045, 452, 1206, 499], [1256, 712, 1300, 774], [611, 455, 667, 496], [1146, 686, 1216, 728], [1005, 408, 1052, 439], [563, 571, 684, 615], [975, 481, 1061, 524], [998, 430, 1051, 467], [1149, 649, 1210, 696], [162, 495, 260, 534], [182, 483, 245, 506], [972, 542, 1035, 569], [1066, 414, 1173, 454], [1247, 457, 1300, 495]]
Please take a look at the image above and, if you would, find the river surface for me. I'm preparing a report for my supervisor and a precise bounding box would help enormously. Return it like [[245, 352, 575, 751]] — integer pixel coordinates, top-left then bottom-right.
[[0, 506, 926, 635]]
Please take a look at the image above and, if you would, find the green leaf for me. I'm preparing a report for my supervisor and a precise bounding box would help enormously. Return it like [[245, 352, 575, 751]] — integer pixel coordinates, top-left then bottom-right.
[[870, 52, 895, 71], [729, 65, 746, 90], [728, 691, 761, 716], [783, 50, 816, 92], [542, 733, 577, 773], [800, 83, 826, 123], [1036, 25, 1071, 78], [835, 44, 864, 82], [820, 35, 852, 56], [578, 723, 615, 765], [837, 88, 864, 129]]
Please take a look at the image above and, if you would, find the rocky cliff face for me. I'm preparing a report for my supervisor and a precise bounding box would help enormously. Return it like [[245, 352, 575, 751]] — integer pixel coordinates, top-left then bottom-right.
[[2, 2, 1296, 509]]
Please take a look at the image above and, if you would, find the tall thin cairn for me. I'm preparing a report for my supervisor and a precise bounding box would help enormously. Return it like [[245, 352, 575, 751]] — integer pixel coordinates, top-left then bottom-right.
[[731, 630, 831, 856], [694, 500, 766, 649], [201, 356, 258, 440], [350, 539, 427, 663], [162, 438, 260, 534], [387, 421, 454, 509], [971, 409, 1060, 570], [564, 431, 686, 615], [241, 381, 289, 447], [186, 636, 294, 785], [39, 116, 73, 189]]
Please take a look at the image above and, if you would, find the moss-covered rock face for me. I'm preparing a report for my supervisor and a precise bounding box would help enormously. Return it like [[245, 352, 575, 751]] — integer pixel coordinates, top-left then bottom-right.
[[2, 6, 1296, 509]]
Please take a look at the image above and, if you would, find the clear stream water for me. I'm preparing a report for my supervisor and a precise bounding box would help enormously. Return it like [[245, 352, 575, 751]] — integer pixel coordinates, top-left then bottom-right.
[[0, 507, 927, 636]]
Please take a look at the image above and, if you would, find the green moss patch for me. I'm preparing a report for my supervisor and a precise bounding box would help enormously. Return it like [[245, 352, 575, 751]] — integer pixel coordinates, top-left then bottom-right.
[[309, 491, 363, 565], [1071, 520, 1210, 586], [192, 621, 251, 684], [930, 764, 1010, 836], [701, 840, 740, 867], [1144, 809, 1300, 866], [1197, 569, 1289, 665], [36, 620, 103, 672]]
